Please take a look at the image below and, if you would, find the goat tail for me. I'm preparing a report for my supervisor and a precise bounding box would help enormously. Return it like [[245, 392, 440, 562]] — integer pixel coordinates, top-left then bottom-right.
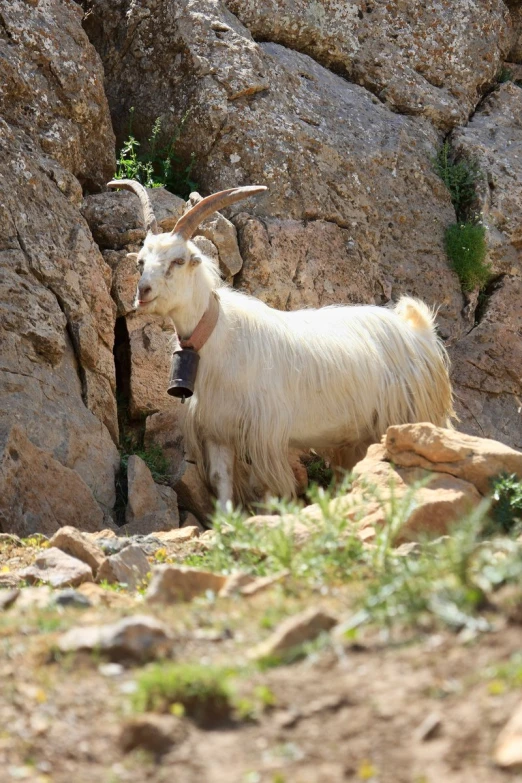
[[393, 296, 457, 429], [394, 296, 437, 332]]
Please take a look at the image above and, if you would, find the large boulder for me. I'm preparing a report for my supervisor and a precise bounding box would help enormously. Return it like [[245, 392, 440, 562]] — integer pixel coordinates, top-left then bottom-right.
[[225, 0, 512, 132], [0, 0, 119, 515]]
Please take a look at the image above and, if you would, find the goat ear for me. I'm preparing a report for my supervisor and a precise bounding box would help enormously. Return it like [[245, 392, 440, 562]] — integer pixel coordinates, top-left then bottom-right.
[[126, 252, 138, 263], [189, 254, 202, 267]]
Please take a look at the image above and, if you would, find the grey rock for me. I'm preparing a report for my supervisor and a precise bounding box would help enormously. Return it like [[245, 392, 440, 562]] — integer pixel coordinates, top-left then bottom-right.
[[58, 615, 172, 663], [52, 589, 93, 609], [19, 548, 94, 589], [96, 544, 151, 590]]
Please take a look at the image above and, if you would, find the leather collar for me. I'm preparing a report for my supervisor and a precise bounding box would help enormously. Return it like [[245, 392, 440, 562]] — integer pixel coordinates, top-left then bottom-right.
[[179, 291, 220, 351]]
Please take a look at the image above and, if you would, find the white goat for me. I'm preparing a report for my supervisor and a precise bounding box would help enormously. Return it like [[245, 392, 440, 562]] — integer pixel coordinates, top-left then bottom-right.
[[109, 179, 455, 509]]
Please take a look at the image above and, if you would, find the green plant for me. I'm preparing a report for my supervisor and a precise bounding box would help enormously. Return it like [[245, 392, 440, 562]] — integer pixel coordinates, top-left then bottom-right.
[[115, 109, 197, 199], [497, 67, 513, 84], [304, 455, 334, 488], [132, 663, 233, 726], [487, 473, 522, 536], [444, 222, 490, 291], [433, 142, 481, 219]]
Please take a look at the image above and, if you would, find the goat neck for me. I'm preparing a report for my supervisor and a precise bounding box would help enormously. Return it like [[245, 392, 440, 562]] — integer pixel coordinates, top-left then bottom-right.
[[167, 258, 217, 345]]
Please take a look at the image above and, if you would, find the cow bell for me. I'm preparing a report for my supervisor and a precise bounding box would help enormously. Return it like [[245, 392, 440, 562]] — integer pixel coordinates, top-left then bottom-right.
[[167, 347, 200, 401]]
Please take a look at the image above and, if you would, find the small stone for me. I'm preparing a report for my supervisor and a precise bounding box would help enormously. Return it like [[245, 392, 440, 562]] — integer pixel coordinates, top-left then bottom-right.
[[120, 713, 186, 756], [48, 526, 105, 574], [88, 529, 117, 541], [76, 582, 135, 608], [494, 700, 522, 768], [96, 544, 151, 590], [0, 589, 20, 610], [146, 565, 228, 604], [250, 607, 338, 660], [52, 589, 92, 609], [58, 615, 172, 663], [15, 586, 53, 611], [19, 548, 93, 589], [154, 527, 200, 543], [414, 712, 442, 741], [240, 571, 290, 597], [219, 572, 256, 598]]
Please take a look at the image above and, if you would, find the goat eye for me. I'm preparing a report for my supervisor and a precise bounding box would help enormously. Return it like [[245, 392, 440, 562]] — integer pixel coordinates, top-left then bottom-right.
[[167, 258, 184, 274]]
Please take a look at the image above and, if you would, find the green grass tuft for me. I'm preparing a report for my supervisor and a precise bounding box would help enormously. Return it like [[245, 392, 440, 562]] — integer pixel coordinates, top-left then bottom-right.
[[444, 222, 490, 291], [132, 663, 233, 726]]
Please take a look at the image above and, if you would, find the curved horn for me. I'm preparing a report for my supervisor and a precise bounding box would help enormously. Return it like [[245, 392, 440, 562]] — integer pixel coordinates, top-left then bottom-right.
[[107, 179, 160, 235], [173, 185, 267, 240]]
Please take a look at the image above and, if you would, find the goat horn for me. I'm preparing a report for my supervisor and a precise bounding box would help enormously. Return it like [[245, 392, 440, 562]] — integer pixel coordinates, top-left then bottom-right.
[[107, 179, 160, 235], [173, 185, 267, 240]]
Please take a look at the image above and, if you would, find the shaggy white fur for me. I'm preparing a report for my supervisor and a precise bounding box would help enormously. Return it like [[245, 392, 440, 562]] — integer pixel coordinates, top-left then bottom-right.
[[136, 235, 454, 507]]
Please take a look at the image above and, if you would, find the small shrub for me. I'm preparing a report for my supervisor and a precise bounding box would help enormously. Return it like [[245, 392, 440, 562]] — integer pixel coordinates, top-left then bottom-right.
[[487, 473, 522, 536], [433, 142, 481, 219], [444, 222, 490, 291], [115, 109, 197, 199], [132, 663, 233, 727], [304, 455, 334, 488]]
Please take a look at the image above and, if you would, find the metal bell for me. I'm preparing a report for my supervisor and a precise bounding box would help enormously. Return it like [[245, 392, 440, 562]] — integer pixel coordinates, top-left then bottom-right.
[[167, 347, 200, 400]]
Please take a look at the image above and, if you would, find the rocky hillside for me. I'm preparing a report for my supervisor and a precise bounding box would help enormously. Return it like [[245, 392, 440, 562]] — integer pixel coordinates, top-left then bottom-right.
[[1, 0, 521, 528]]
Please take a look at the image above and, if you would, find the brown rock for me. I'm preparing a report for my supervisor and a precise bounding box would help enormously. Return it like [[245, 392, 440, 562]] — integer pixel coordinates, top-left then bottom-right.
[[48, 526, 105, 574], [251, 607, 338, 659], [346, 441, 482, 539], [240, 570, 289, 597], [96, 544, 151, 590], [19, 548, 94, 589], [0, 426, 105, 537], [120, 714, 186, 756], [385, 423, 522, 495], [123, 455, 179, 534], [494, 700, 522, 768], [0, 589, 20, 611], [146, 565, 228, 603], [218, 572, 256, 598], [58, 615, 172, 663]]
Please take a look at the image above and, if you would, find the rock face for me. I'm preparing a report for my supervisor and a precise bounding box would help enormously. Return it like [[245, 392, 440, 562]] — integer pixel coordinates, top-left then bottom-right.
[[0, 426, 105, 537], [0, 0, 119, 520], [225, 0, 512, 131], [449, 83, 522, 447]]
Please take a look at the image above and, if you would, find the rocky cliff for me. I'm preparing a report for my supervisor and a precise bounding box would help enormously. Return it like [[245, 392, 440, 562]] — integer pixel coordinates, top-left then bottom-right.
[[1, 0, 521, 531]]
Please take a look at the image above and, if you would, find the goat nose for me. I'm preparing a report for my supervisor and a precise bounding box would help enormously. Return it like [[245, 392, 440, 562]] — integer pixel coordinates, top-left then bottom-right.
[[139, 285, 152, 298]]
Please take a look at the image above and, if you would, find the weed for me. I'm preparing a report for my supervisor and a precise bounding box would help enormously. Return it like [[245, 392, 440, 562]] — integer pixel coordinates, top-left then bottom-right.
[[444, 222, 490, 291], [433, 142, 481, 220], [304, 454, 334, 489], [132, 662, 233, 727], [483, 652, 522, 689], [487, 473, 522, 536], [115, 109, 197, 199], [497, 67, 513, 84]]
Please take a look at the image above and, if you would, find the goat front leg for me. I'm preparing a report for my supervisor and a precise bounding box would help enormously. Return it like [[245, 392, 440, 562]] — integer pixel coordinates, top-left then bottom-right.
[[206, 441, 235, 512]]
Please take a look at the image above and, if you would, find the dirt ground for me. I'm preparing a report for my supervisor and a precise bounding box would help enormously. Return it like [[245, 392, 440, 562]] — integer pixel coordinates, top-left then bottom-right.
[[1, 537, 522, 783]]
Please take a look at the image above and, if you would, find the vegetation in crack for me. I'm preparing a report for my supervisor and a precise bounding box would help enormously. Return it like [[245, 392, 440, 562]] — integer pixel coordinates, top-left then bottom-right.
[[114, 108, 197, 199], [434, 142, 491, 293]]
